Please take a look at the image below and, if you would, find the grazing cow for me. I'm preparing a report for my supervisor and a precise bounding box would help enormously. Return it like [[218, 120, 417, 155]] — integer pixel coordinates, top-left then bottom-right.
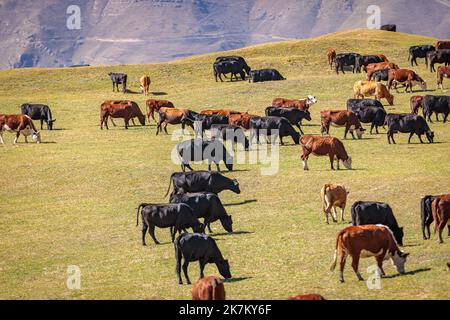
[[249, 69, 285, 82], [386, 113, 434, 144], [165, 171, 240, 198], [249, 116, 300, 145], [214, 60, 246, 82], [201, 109, 240, 117], [146, 99, 174, 123], [300, 136, 352, 171], [372, 69, 389, 82], [100, 100, 145, 130], [330, 225, 408, 282], [210, 124, 250, 150], [228, 112, 255, 130], [175, 232, 232, 285], [176, 139, 234, 172], [288, 294, 326, 300], [346, 100, 386, 134], [436, 41, 450, 50], [320, 183, 349, 224], [108, 72, 127, 93], [272, 96, 317, 110], [192, 276, 226, 300], [408, 45, 435, 67], [170, 192, 233, 233], [327, 48, 336, 69], [437, 66, 450, 90], [157, 107, 193, 135], [410, 96, 424, 114], [428, 49, 450, 72], [320, 110, 365, 139], [20, 103, 55, 130], [355, 55, 384, 73], [215, 56, 251, 75], [431, 195, 450, 243], [387, 69, 427, 92], [265, 107, 311, 134], [351, 201, 404, 246], [353, 81, 394, 106], [381, 24, 396, 32], [366, 62, 399, 80], [422, 95, 450, 123], [0, 114, 41, 144], [136, 203, 204, 245], [139, 75, 151, 95], [334, 53, 361, 74]]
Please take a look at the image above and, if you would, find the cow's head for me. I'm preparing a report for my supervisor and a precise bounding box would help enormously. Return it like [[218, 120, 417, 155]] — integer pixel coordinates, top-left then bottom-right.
[[32, 131, 41, 144], [303, 110, 312, 121], [220, 215, 233, 233], [231, 178, 241, 194], [342, 156, 352, 169], [355, 127, 366, 139], [414, 79, 427, 91], [426, 131, 434, 143], [193, 222, 205, 234], [216, 259, 232, 279], [391, 251, 409, 274], [306, 95, 317, 105], [386, 94, 395, 106], [48, 119, 56, 130]]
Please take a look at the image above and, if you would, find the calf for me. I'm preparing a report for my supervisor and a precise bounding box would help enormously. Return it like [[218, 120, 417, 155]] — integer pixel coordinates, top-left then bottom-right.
[[0, 114, 41, 144], [249, 116, 300, 145], [351, 201, 404, 246], [437, 66, 450, 90], [164, 171, 241, 198], [327, 48, 336, 69], [300, 135, 352, 171], [353, 80, 394, 106], [431, 195, 450, 243], [272, 96, 317, 110], [146, 99, 174, 123], [346, 100, 386, 134], [408, 45, 435, 67], [330, 225, 408, 282], [20, 103, 55, 130], [100, 100, 145, 129], [139, 75, 151, 95], [334, 53, 361, 74], [386, 113, 434, 144], [170, 192, 233, 233], [429, 49, 450, 72], [387, 69, 427, 93], [156, 107, 193, 135], [136, 203, 204, 245], [249, 69, 285, 82], [108, 72, 127, 93], [422, 95, 450, 123], [265, 107, 311, 134], [410, 96, 424, 114], [192, 276, 226, 300], [320, 110, 365, 139], [320, 183, 349, 224], [177, 139, 233, 172], [175, 233, 232, 285]]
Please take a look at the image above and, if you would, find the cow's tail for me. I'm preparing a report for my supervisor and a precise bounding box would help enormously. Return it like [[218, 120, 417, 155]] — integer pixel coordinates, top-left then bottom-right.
[[211, 277, 223, 300], [136, 203, 148, 227], [164, 174, 174, 198], [320, 184, 328, 212], [330, 231, 344, 272], [432, 198, 441, 235]]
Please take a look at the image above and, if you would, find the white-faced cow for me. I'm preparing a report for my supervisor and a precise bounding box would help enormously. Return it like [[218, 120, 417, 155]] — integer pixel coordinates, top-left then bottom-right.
[[0, 114, 41, 144]]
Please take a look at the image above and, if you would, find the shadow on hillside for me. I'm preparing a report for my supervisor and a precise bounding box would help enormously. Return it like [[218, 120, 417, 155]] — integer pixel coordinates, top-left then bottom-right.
[[224, 199, 257, 207], [151, 92, 168, 96], [383, 267, 431, 279]]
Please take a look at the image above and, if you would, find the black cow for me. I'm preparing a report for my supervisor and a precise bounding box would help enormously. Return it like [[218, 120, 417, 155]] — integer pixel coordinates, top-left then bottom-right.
[[347, 103, 386, 134], [177, 139, 234, 172], [351, 201, 404, 246], [408, 45, 435, 67], [346, 99, 385, 110], [265, 107, 311, 134], [164, 171, 241, 198], [20, 103, 55, 130], [183, 111, 229, 137], [355, 55, 384, 73], [386, 113, 434, 144], [249, 69, 285, 82], [214, 61, 246, 82], [421, 195, 450, 240], [249, 116, 300, 145], [334, 53, 361, 74], [372, 69, 389, 82], [381, 24, 396, 32], [136, 203, 204, 245], [215, 56, 251, 75], [108, 73, 127, 93], [422, 95, 450, 123], [170, 192, 233, 233], [210, 124, 250, 151], [428, 50, 450, 72], [174, 232, 232, 284]]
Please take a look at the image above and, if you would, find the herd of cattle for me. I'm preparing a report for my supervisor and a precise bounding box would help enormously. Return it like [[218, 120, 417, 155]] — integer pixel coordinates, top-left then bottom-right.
[[1, 37, 449, 301]]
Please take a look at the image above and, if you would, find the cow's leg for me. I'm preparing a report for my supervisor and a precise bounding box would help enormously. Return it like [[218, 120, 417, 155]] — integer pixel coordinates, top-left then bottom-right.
[[332, 207, 338, 223], [418, 134, 424, 144], [142, 223, 148, 246], [199, 259, 207, 279], [339, 253, 347, 283], [0, 132, 4, 144], [164, 123, 169, 134], [124, 118, 129, 130], [182, 260, 191, 285], [324, 198, 332, 224], [295, 123, 304, 135], [437, 218, 448, 243], [408, 132, 414, 144], [156, 120, 162, 135], [376, 255, 386, 277], [185, 163, 194, 171], [148, 224, 160, 245], [176, 254, 183, 284], [40, 119, 43, 130], [351, 254, 363, 281], [301, 148, 310, 170], [215, 162, 221, 172], [131, 118, 136, 126], [14, 132, 20, 144], [444, 113, 448, 123], [329, 154, 335, 170], [340, 206, 346, 222], [171, 227, 178, 243]]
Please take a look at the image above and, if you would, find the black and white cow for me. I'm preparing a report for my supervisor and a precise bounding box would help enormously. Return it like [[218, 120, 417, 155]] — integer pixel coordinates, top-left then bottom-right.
[[20, 104, 55, 130]]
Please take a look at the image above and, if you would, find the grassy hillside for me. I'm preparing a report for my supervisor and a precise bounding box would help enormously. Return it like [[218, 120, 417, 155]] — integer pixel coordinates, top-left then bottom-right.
[[0, 29, 449, 300]]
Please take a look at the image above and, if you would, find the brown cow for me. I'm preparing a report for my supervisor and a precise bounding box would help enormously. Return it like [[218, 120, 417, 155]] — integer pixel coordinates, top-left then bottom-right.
[[330, 225, 409, 282], [387, 69, 427, 92], [300, 135, 352, 171], [191, 276, 226, 300], [156, 107, 193, 135], [228, 112, 256, 130], [272, 96, 317, 110], [353, 81, 394, 106], [431, 194, 450, 243], [146, 99, 174, 123], [366, 62, 399, 80], [320, 183, 349, 224], [410, 96, 424, 114], [201, 109, 241, 116], [436, 41, 450, 50], [100, 100, 145, 130], [437, 66, 450, 90], [320, 110, 365, 139], [0, 114, 41, 144], [288, 294, 326, 300], [370, 54, 389, 62], [139, 75, 151, 95], [327, 48, 336, 69]]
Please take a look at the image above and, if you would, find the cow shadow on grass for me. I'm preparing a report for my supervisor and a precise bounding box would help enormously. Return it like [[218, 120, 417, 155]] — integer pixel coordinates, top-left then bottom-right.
[[210, 231, 254, 237], [151, 92, 168, 96], [224, 199, 257, 207], [50, 128, 68, 131], [224, 277, 251, 283], [383, 267, 431, 279]]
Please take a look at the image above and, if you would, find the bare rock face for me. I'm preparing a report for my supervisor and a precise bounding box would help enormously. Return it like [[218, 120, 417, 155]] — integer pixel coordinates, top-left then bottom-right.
[[1, 0, 449, 68]]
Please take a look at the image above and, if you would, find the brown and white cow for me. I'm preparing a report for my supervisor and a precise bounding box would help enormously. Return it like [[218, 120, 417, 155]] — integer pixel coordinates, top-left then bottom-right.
[[437, 66, 450, 90], [228, 112, 256, 130], [288, 294, 326, 300], [100, 100, 145, 130], [330, 224, 409, 282], [436, 41, 450, 50], [353, 80, 394, 106], [320, 183, 349, 224], [139, 75, 151, 95], [146, 99, 174, 123], [387, 69, 427, 92], [156, 107, 193, 135], [366, 62, 399, 80], [410, 96, 424, 114], [272, 96, 317, 110], [431, 194, 450, 243], [201, 109, 241, 117], [320, 110, 365, 139], [300, 135, 352, 171], [327, 48, 336, 69], [0, 114, 41, 144], [191, 276, 226, 300]]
